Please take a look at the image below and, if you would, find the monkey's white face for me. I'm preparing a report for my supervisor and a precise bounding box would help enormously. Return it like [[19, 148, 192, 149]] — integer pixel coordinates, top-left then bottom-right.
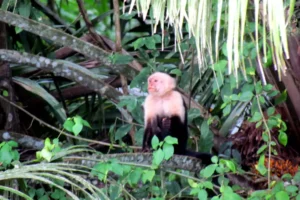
[[147, 72, 176, 96]]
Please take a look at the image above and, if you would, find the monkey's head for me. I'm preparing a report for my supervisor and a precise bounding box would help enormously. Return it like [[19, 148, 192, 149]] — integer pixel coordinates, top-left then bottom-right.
[[147, 72, 176, 96]]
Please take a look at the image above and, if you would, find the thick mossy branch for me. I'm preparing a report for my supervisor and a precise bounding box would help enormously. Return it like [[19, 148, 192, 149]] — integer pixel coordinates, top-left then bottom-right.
[[0, 10, 137, 79], [63, 153, 205, 172], [0, 49, 122, 103]]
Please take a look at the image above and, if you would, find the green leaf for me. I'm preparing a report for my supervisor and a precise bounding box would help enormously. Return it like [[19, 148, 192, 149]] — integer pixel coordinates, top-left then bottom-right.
[[221, 159, 236, 172], [239, 91, 254, 102], [223, 104, 231, 116], [212, 60, 227, 72], [199, 120, 214, 153], [255, 82, 263, 94], [128, 168, 143, 186], [73, 116, 83, 124], [188, 179, 199, 188], [18, 2, 31, 18], [285, 185, 298, 193], [115, 124, 132, 141], [164, 136, 178, 145], [151, 135, 160, 149], [2, 90, 8, 97], [263, 84, 273, 92], [275, 90, 287, 105], [170, 69, 182, 76], [262, 132, 269, 142], [200, 164, 217, 178], [72, 123, 83, 136], [267, 107, 275, 116], [153, 148, 164, 166], [40, 148, 52, 162], [142, 170, 155, 183], [197, 189, 208, 200], [145, 37, 156, 50], [111, 162, 123, 176], [162, 143, 174, 160], [82, 119, 91, 128], [275, 191, 289, 200], [246, 67, 256, 75], [211, 156, 218, 164], [256, 155, 267, 175], [250, 112, 262, 122], [63, 119, 74, 132], [110, 53, 134, 64], [278, 131, 288, 146], [296, 194, 300, 200], [257, 144, 267, 154], [294, 172, 300, 183], [202, 181, 213, 190]]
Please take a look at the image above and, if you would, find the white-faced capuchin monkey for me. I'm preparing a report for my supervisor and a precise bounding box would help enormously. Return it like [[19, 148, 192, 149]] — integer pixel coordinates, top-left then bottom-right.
[[143, 72, 213, 164]]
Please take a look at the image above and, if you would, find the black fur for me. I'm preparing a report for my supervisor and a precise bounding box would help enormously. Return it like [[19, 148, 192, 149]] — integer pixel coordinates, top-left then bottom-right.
[[143, 94, 212, 165]]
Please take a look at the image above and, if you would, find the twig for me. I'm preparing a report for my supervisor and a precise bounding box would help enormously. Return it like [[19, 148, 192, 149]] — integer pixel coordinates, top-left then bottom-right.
[[76, 0, 107, 49]]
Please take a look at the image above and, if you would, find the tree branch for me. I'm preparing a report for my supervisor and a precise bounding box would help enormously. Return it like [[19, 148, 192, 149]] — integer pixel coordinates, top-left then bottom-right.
[[0, 10, 136, 78]]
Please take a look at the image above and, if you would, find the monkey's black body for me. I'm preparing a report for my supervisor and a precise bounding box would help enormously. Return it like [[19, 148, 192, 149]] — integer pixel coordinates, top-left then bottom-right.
[[143, 82, 212, 165], [143, 114, 188, 155]]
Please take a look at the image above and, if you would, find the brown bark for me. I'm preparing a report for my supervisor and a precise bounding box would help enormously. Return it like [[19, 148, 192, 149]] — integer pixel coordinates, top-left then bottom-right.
[[0, 7, 20, 132]]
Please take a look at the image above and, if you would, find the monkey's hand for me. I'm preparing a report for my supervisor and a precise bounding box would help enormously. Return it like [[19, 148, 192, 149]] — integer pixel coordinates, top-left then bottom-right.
[[162, 117, 171, 132], [142, 146, 151, 152]]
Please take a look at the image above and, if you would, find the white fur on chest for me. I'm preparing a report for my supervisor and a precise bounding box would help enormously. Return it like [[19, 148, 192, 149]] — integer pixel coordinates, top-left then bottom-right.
[[144, 91, 185, 123]]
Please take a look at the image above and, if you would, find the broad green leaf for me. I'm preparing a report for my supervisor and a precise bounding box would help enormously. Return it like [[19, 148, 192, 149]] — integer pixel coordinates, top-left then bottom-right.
[[40, 148, 52, 162], [239, 91, 253, 102], [115, 124, 132, 141], [133, 38, 145, 50], [188, 179, 198, 188], [72, 123, 83, 136], [151, 135, 160, 149], [142, 170, 155, 183], [294, 172, 300, 183], [202, 181, 213, 190], [110, 53, 134, 64], [257, 144, 267, 154], [285, 185, 298, 193], [256, 155, 267, 175], [278, 131, 288, 146], [221, 159, 236, 172], [263, 84, 273, 91], [82, 119, 91, 128], [200, 164, 217, 178], [2, 90, 8, 97], [197, 189, 208, 200], [111, 162, 123, 176], [170, 69, 182, 76], [145, 37, 156, 50], [211, 156, 218, 164], [199, 120, 214, 152], [223, 104, 231, 116], [275, 90, 287, 105], [162, 143, 174, 160], [128, 168, 143, 186], [275, 191, 289, 200], [164, 136, 178, 145], [153, 148, 164, 166], [267, 107, 275, 116], [255, 82, 263, 94], [63, 119, 75, 132], [250, 112, 262, 122]]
